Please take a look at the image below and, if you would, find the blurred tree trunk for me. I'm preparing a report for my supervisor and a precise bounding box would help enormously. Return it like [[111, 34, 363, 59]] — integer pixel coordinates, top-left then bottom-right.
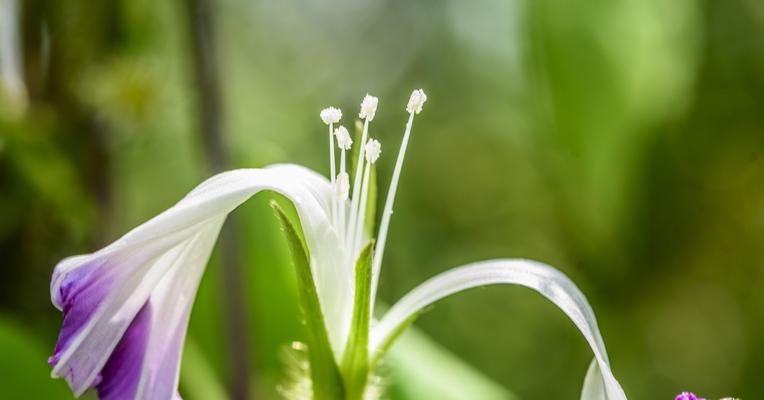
[[183, 0, 251, 398]]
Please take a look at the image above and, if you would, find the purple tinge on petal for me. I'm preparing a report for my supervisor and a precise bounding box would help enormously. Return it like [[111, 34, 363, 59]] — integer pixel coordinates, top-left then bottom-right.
[[97, 302, 152, 400], [675, 392, 704, 400], [49, 258, 115, 369]]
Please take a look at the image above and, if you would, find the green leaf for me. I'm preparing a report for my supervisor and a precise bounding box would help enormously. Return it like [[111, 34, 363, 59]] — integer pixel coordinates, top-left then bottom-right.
[[272, 202, 345, 400], [341, 241, 375, 400]]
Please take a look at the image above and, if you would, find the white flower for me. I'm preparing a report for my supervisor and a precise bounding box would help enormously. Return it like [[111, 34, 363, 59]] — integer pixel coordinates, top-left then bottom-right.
[[359, 94, 379, 121], [320, 106, 342, 124], [49, 91, 626, 400]]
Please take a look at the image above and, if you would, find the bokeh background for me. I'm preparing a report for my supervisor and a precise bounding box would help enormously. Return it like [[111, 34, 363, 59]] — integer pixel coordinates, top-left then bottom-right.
[[1, 0, 762, 399]]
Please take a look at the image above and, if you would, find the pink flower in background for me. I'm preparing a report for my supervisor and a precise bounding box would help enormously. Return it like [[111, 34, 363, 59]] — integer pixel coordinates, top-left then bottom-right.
[[675, 392, 704, 400]]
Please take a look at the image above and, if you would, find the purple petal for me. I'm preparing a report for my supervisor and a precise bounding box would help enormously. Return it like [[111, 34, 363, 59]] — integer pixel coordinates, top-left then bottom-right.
[[48, 258, 115, 376], [97, 302, 152, 400], [675, 392, 704, 400]]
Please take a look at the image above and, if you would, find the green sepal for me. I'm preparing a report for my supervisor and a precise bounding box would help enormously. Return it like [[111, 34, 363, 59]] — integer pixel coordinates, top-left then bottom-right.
[[341, 241, 375, 400], [271, 202, 345, 400]]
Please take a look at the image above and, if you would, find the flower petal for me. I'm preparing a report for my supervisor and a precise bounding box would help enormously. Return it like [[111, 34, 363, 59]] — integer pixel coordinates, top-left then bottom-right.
[[134, 217, 224, 399], [370, 259, 627, 400], [49, 165, 349, 395], [581, 359, 606, 400]]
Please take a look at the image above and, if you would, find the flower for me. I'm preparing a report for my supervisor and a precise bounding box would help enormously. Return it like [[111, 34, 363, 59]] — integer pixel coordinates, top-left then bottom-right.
[[675, 393, 704, 400], [49, 89, 627, 400]]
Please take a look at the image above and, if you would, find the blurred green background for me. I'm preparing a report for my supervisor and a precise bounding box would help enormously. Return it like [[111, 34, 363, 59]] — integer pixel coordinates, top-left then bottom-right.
[[1, 0, 762, 399]]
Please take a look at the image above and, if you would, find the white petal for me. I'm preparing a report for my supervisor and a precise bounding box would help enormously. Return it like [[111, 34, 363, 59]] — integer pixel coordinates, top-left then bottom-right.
[[371, 259, 627, 400], [135, 217, 224, 399], [581, 359, 607, 400]]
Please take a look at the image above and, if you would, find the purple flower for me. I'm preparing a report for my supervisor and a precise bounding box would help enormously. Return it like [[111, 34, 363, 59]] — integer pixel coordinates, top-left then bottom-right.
[[675, 392, 705, 400]]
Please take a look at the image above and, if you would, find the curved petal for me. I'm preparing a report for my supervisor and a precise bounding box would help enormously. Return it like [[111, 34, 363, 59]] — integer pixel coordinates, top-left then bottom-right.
[[133, 217, 224, 399], [581, 359, 606, 400], [370, 259, 627, 400], [49, 165, 350, 396]]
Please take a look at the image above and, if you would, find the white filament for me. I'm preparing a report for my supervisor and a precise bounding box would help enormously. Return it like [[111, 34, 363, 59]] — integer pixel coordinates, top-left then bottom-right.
[[348, 117, 370, 249], [370, 108, 418, 309]]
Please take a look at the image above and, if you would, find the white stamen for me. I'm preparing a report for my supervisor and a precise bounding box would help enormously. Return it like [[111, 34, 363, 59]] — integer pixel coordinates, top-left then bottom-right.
[[352, 159, 372, 255], [359, 94, 379, 121], [371, 91, 425, 311], [335, 172, 350, 201], [406, 89, 427, 114], [334, 126, 353, 150], [365, 139, 381, 164], [347, 118, 370, 249], [321, 107, 341, 225], [320, 107, 342, 125], [339, 147, 348, 240]]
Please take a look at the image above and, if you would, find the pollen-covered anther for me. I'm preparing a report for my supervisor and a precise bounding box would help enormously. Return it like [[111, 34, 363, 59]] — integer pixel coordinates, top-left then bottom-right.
[[334, 126, 353, 150], [320, 107, 342, 125], [406, 89, 427, 114], [365, 139, 381, 163], [359, 94, 379, 121], [335, 172, 350, 200]]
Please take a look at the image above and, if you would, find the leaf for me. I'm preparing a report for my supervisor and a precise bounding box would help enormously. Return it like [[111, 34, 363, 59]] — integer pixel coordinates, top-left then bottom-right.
[[272, 202, 345, 400], [341, 241, 374, 400]]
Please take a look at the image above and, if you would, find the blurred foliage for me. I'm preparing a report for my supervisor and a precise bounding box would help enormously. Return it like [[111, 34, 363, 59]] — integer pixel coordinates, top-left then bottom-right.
[[1, 0, 763, 399]]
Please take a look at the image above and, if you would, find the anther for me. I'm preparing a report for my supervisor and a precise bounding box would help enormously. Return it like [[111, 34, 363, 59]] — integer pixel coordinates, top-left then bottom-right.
[[359, 94, 379, 121], [320, 107, 342, 125], [406, 89, 427, 114], [334, 126, 353, 150], [365, 139, 381, 163]]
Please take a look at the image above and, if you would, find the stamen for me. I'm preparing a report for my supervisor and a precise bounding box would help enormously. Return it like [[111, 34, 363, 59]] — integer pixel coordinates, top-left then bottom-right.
[[321, 106, 341, 226], [364, 139, 381, 163], [320, 107, 342, 125], [352, 139, 381, 255], [334, 126, 353, 150], [336, 126, 351, 240], [336, 172, 350, 201], [320, 107, 342, 181], [406, 89, 427, 114], [347, 95, 375, 248], [371, 89, 426, 309], [359, 94, 379, 121]]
